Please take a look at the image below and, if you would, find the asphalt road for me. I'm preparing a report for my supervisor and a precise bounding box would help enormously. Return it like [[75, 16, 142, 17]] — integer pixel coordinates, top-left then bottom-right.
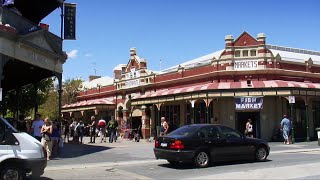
[[35, 137, 320, 179]]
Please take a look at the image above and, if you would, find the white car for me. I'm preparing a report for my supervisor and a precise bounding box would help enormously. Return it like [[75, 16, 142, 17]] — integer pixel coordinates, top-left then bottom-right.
[[0, 117, 47, 179]]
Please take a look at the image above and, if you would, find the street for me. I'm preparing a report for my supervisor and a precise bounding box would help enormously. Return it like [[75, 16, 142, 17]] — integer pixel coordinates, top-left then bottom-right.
[[35, 138, 320, 179]]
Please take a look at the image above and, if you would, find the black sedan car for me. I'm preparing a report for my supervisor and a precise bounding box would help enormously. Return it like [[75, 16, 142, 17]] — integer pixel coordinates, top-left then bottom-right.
[[154, 124, 270, 168]]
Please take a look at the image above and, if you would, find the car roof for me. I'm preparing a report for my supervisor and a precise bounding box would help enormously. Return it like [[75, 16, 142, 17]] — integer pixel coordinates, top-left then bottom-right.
[[186, 124, 223, 128]]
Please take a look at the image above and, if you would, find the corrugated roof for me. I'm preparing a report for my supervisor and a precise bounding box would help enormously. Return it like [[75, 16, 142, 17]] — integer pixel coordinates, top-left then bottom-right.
[[267, 44, 320, 62], [82, 76, 113, 89], [161, 49, 224, 73]]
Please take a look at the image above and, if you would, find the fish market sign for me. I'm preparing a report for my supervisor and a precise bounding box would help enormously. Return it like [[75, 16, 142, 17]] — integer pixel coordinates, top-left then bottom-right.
[[235, 97, 263, 110], [234, 60, 260, 70]]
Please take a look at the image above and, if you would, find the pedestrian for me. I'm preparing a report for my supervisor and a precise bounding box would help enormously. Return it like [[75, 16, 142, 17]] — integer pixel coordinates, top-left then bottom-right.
[[51, 120, 60, 157], [281, 115, 291, 145], [31, 113, 45, 142], [160, 117, 169, 136], [62, 119, 70, 143], [107, 116, 118, 143], [41, 118, 53, 160], [87, 116, 96, 143], [98, 118, 107, 143], [69, 119, 77, 138], [72, 120, 80, 144], [245, 119, 254, 138], [16, 114, 27, 132], [77, 121, 85, 144]]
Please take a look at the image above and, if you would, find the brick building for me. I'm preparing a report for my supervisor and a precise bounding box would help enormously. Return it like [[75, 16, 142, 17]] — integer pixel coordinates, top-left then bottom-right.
[[62, 32, 320, 141]]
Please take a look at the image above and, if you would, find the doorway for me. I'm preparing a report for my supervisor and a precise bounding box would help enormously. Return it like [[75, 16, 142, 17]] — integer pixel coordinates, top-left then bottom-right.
[[236, 112, 260, 138]]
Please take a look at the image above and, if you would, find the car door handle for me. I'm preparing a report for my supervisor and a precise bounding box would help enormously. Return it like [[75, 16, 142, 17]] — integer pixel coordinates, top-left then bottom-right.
[[205, 140, 212, 144]]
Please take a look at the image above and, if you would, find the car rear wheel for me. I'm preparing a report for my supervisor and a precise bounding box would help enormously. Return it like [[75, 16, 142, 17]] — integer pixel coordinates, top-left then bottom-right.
[[194, 151, 210, 168], [0, 166, 25, 180], [255, 146, 267, 162]]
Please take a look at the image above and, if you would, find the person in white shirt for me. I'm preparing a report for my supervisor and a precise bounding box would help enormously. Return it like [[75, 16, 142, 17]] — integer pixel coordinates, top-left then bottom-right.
[[245, 119, 254, 138], [31, 113, 45, 141]]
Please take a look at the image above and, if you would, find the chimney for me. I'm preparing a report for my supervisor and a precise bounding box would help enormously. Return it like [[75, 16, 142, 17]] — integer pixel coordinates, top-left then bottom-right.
[[89, 75, 101, 82], [223, 35, 234, 58], [225, 35, 234, 47], [257, 33, 266, 45]]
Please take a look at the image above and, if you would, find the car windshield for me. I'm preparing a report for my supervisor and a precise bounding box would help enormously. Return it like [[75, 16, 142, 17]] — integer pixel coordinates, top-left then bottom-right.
[[168, 125, 198, 137], [0, 117, 18, 133]]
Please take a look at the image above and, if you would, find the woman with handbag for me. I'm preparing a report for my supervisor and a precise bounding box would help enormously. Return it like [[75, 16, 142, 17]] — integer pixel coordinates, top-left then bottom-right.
[[41, 118, 53, 160]]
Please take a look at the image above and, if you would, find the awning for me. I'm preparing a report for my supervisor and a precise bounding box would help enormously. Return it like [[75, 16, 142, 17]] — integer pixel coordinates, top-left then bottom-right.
[[62, 98, 115, 108], [133, 80, 320, 99]]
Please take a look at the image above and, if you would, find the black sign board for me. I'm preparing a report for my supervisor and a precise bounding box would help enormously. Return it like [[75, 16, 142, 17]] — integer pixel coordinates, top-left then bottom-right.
[[235, 97, 263, 110], [64, 3, 76, 40]]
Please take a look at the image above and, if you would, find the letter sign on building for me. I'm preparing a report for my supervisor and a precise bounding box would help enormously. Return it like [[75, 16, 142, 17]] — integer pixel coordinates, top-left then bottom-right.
[[234, 60, 260, 71], [235, 96, 264, 110], [64, 3, 76, 40]]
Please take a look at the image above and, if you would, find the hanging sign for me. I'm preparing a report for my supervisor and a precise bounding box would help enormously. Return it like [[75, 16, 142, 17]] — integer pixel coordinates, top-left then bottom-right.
[[235, 96, 263, 110], [64, 3, 76, 40], [288, 96, 295, 104]]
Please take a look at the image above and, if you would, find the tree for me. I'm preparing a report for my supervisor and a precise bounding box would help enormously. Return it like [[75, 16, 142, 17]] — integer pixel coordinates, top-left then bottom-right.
[[62, 78, 83, 105], [0, 78, 55, 118], [38, 78, 83, 120]]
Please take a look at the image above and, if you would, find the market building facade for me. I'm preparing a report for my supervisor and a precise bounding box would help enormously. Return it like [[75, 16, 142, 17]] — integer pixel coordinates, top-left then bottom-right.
[[62, 32, 320, 142]]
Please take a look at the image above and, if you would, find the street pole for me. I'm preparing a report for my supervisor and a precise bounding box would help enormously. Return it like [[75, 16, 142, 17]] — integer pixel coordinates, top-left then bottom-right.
[[60, 2, 64, 40], [290, 103, 295, 144], [306, 103, 310, 142]]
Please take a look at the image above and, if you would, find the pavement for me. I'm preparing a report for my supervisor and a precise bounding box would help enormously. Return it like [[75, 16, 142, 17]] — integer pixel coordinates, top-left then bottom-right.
[[45, 136, 320, 171]]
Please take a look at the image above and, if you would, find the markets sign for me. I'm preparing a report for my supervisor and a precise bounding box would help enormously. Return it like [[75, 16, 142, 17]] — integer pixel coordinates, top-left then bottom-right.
[[234, 60, 260, 71], [235, 97, 263, 110], [64, 3, 76, 40], [125, 79, 140, 88]]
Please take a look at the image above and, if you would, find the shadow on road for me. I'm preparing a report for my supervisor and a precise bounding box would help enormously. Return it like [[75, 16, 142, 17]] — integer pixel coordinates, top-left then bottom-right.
[[158, 159, 272, 170], [53, 143, 112, 159]]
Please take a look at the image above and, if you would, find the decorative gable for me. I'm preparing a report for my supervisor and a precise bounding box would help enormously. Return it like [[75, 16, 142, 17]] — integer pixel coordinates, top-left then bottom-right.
[[233, 32, 258, 46], [19, 29, 63, 55]]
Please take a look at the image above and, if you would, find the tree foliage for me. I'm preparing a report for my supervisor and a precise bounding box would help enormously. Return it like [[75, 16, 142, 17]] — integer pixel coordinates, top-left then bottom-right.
[[39, 78, 83, 120], [0, 78, 54, 118]]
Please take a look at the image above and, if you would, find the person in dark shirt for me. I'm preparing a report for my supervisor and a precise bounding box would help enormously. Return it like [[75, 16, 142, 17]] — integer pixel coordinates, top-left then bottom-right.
[[16, 114, 27, 132]]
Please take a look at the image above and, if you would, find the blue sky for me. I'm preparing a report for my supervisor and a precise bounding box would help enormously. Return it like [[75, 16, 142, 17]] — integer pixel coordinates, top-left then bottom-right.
[[43, 0, 320, 81]]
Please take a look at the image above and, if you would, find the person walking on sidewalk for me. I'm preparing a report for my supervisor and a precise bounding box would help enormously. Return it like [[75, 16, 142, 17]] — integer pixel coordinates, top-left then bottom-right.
[[98, 118, 107, 143], [88, 116, 96, 143], [107, 117, 118, 143], [281, 115, 291, 145]]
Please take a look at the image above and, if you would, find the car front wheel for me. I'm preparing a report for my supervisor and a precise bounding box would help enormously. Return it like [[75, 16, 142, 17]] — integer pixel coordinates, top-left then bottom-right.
[[255, 146, 268, 162], [0, 166, 25, 180], [194, 151, 210, 168]]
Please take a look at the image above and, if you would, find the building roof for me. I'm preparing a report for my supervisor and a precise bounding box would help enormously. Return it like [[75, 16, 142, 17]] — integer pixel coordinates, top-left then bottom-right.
[[267, 44, 320, 63], [15, 0, 60, 24], [161, 49, 224, 73], [82, 76, 113, 89]]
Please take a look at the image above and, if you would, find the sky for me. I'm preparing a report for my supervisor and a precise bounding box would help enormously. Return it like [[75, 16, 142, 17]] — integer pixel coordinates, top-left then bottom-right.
[[42, 0, 320, 81]]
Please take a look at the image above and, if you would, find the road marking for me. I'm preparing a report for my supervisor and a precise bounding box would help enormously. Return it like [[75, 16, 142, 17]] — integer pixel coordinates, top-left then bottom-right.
[[271, 148, 320, 154], [188, 162, 320, 179]]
